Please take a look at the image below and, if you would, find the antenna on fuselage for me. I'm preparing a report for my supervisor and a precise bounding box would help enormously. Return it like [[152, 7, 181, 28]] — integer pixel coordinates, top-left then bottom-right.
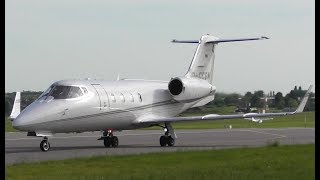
[[117, 74, 120, 81]]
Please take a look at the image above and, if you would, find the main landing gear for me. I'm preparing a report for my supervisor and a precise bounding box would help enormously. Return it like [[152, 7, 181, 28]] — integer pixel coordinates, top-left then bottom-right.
[[40, 137, 50, 152], [159, 123, 176, 147], [98, 130, 119, 148]]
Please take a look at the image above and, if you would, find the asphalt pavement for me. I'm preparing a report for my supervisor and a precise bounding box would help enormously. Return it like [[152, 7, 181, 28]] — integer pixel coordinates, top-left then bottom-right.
[[5, 128, 314, 165]]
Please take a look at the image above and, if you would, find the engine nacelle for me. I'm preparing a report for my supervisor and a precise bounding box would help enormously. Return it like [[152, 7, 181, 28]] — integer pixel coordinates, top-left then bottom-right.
[[168, 77, 215, 102]]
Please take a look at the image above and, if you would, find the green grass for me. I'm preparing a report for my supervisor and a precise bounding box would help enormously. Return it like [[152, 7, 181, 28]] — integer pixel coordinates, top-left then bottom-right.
[[5, 117, 19, 132], [6, 144, 314, 180], [5, 111, 315, 132]]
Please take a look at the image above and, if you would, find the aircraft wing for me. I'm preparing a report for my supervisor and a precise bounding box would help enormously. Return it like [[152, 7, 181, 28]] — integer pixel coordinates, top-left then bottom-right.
[[134, 85, 312, 125]]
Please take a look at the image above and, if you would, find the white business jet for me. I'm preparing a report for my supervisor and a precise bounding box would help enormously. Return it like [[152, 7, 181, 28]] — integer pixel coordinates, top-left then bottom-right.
[[9, 34, 312, 151]]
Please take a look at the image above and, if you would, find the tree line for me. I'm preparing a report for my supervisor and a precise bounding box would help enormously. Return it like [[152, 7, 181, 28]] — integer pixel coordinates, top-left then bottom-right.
[[209, 86, 314, 112], [4, 86, 314, 116]]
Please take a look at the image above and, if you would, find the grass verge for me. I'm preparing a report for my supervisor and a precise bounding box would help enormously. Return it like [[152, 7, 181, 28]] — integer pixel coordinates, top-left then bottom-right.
[[5, 117, 18, 132], [6, 144, 314, 180]]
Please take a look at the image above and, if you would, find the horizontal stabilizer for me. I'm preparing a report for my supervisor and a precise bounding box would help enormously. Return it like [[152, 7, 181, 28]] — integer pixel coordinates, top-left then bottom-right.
[[171, 39, 199, 43], [206, 36, 269, 44], [171, 36, 269, 44]]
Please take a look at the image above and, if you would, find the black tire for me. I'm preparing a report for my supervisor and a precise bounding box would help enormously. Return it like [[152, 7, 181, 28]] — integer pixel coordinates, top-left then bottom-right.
[[167, 136, 175, 147], [160, 136, 167, 146], [104, 137, 112, 147], [40, 140, 50, 152], [111, 136, 119, 147]]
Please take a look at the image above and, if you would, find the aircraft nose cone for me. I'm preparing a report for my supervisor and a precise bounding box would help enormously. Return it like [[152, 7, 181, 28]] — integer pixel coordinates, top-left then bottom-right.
[[12, 113, 31, 131], [12, 102, 42, 131]]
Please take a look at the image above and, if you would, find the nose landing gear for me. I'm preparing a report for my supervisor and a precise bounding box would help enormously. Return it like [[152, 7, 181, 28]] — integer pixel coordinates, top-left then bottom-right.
[[40, 137, 50, 152]]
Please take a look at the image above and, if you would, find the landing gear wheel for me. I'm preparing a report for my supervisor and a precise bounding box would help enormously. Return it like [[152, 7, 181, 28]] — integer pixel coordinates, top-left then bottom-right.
[[104, 137, 112, 147], [167, 136, 175, 147], [160, 136, 167, 146], [40, 140, 50, 152], [111, 136, 119, 147]]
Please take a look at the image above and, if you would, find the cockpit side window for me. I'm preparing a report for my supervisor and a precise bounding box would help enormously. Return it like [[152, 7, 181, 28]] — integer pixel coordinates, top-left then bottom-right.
[[68, 86, 83, 98], [81, 87, 88, 94], [50, 86, 71, 99]]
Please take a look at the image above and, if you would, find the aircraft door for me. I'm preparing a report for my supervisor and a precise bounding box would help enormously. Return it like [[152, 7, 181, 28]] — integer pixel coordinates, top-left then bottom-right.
[[91, 84, 110, 110]]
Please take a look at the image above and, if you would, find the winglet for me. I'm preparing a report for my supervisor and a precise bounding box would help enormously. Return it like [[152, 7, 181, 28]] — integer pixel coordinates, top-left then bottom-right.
[[294, 85, 313, 113], [9, 92, 21, 120]]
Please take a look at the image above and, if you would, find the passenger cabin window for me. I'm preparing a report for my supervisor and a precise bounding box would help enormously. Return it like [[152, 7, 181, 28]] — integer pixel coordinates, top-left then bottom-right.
[[47, 86, 83, 99], [120, 93, 125, 103], [130, 93, 134, 102], [110, 93, 116, 103], [137, 93, 142, 102]]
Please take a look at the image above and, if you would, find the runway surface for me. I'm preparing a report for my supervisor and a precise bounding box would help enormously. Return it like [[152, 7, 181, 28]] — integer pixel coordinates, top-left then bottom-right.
[[5, 128, 314, 165]]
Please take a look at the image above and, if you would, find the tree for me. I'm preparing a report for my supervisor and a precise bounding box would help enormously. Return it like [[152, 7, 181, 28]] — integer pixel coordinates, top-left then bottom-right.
[[213, 98, 225, 107], [224, 93, 241, 106], [244, 92, 253, 99], [254, 90, 264, 98], [250, 94, 263, 108], [243, 91, 253, 108], [305, 98, 315, 111], [274, 92, 285, 109], [5, 95, 13, 116], [286, 97, 298, 109]]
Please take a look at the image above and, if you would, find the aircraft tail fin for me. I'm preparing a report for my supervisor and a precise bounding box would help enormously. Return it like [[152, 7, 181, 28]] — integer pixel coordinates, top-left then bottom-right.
[[9, 92, 21, 120], [172, 35, 268, 85]]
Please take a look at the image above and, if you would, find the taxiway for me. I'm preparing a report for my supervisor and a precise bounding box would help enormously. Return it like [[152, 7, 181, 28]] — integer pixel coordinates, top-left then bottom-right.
[[5, 128, 314, 165]]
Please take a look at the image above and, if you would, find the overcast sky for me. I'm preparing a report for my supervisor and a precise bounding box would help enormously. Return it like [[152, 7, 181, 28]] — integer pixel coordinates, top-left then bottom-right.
[[5, 0, 314, 94]]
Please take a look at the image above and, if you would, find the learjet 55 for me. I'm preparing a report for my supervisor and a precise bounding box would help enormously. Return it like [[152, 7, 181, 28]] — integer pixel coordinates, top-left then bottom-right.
[[10, 34, 312, 151]]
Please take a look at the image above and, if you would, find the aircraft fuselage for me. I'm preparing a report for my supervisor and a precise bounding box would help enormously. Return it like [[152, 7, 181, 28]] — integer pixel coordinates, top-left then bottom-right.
[[13, 79, 198, 133]]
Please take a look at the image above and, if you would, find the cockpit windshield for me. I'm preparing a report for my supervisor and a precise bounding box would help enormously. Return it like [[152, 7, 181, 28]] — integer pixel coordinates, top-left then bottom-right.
[[47, 86, 83, 99], [38, 85, 84, 100], [38, 85, 53, 100]]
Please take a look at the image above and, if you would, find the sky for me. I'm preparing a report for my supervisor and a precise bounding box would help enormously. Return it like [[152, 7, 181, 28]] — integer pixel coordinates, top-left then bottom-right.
[[5, 0, 315, 94]]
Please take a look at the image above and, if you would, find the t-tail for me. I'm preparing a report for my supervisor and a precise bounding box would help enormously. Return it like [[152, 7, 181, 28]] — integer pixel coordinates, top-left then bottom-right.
[[167, 34, 269, 106], [172, 34, 269, 85]]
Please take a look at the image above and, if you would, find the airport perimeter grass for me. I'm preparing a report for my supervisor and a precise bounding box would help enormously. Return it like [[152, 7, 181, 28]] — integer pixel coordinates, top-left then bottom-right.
[[5, 117, 17, 132], [6, 144, 314, 180], [5, 111, 315, 132]]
